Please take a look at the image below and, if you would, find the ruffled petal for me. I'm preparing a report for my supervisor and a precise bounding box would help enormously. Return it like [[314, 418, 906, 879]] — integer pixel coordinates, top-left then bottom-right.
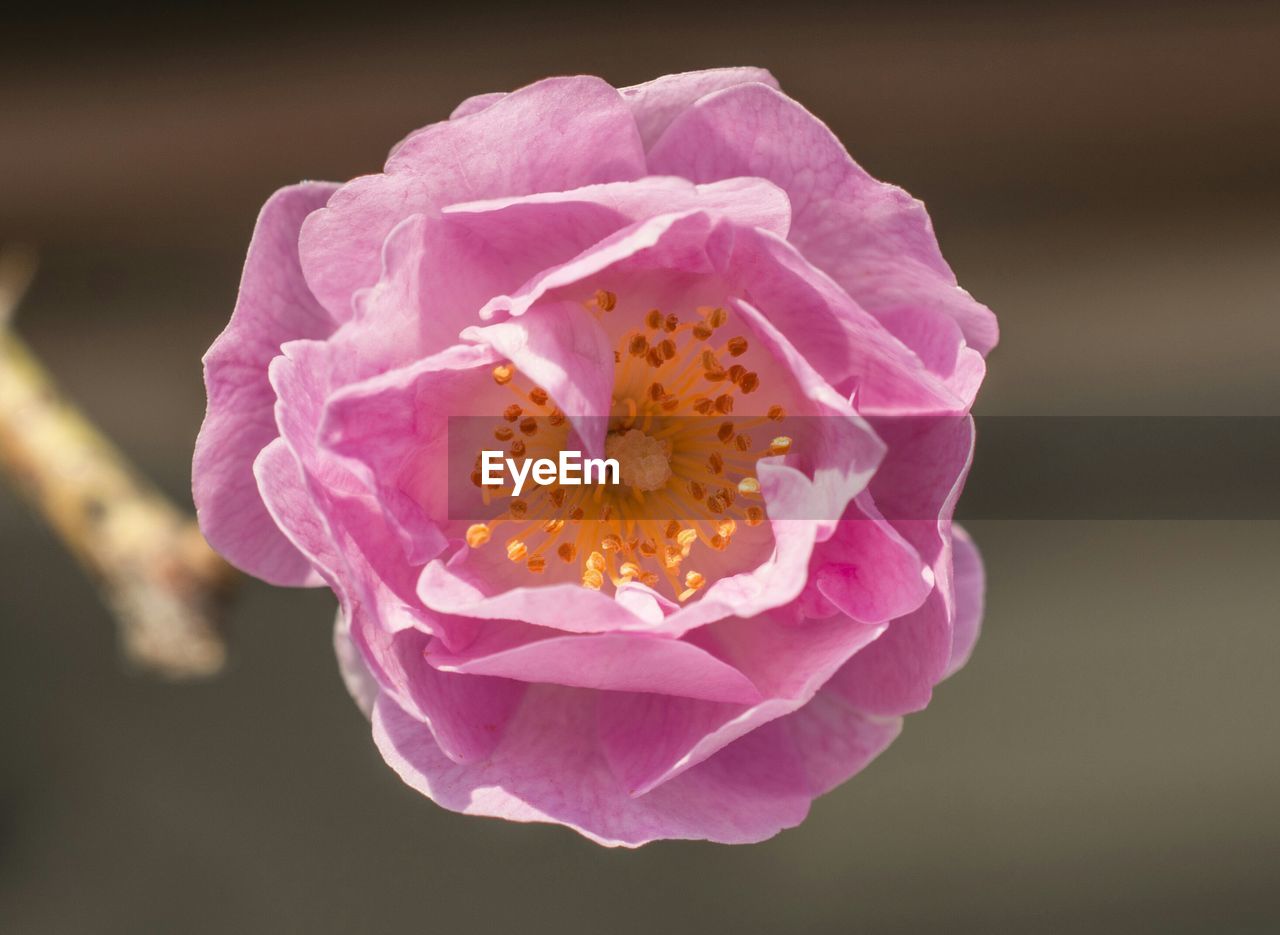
[[373, 688, 816, 846], [426, 623, 761, 704], [194, 182, 338, 585], [597, 607, 885, 795], [647, 82, 997, 400], [946, 524, 985, 677], [299, 76, 647, 320], [620, 67, 779, 150]]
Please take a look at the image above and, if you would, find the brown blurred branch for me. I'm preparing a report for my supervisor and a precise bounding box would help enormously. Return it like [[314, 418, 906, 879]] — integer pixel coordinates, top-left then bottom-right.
[[0, 247, 236, 679]]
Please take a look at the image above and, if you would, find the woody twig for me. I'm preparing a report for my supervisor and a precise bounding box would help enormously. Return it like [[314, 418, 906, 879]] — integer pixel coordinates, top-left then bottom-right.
[[0, 246, 236, 679]]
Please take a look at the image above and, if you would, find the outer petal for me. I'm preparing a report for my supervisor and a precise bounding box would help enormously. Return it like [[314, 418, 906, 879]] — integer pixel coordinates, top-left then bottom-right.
[[621, 67, 779, 150], [372, 688, 812, 847], [597, 608, 885, 796], [444, 175, 791, 240], [425, 624, 762, 704], [647, 82, 997, 393], [946, 524, 985, 677], [298, 76, 647, 320], [826, 416, 975, 715], [371, 672, 901, 846], [194, 181, 338, 586]]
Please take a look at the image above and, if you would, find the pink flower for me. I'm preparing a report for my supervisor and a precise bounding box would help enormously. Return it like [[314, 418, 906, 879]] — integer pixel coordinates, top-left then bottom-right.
[[193, 69, 996, 846]]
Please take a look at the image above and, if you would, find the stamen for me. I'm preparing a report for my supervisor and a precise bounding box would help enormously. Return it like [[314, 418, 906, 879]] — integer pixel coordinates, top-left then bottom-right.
[[492, 364, 514, 385], [466, 524, 491, 548], [769, 436, 793, 456], [506, 539, 528, 562], [558, 542, 577, 562], [768, 404, 786, 421], [503, 404, 523, 422], [727, 336, 749, 357], [737, 477, 760, 496]]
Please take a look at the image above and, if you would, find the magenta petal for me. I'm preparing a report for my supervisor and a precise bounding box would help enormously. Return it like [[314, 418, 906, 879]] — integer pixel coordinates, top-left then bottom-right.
[[194, 182, 337, 586], [299, 76, 647, 320], [621, 67, 779, 149]]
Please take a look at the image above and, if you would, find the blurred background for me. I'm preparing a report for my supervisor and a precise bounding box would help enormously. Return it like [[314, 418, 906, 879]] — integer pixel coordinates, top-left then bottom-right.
[[2, 1, 1278, 931]]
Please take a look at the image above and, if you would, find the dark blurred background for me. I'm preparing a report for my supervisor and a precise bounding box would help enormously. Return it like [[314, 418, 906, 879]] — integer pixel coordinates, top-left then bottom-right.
[[2, 2, 1278, 932]]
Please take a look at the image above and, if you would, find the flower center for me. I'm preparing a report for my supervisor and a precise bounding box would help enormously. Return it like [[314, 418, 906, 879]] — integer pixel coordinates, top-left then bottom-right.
[[604, 428, 671, 492], [465, 290, 790, 602]]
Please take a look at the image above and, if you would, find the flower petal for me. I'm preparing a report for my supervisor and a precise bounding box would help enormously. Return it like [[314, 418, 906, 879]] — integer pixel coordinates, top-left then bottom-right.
[[299, 76, 647, 320], [597, 608, 885, 795], [647, 82, 997, 397], [426, 624, 762, 704], [194, 181, 338, 586], [946, 524, 985, 677], [372, 688, 817, 846], [620, 67, 779, 150]]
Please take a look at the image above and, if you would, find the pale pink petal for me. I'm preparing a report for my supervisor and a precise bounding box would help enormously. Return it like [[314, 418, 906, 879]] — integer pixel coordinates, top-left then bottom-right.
[[444, 175, 790, 239], [781, 688, 902, 797], [194, 182, 337, 585], [318, 343, 503, 558], [826, 416, 975, 715], [426, 623, 762, 704], [597, 608, 885, 795], [373, 688, 818, 846], [809, 497, 934, 625], [462, 301, 615, 458], [620, 67, 779, 150], [946, 524, 985, 677], [299, 77, 647, 320], [647, 82, 997, 397]]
